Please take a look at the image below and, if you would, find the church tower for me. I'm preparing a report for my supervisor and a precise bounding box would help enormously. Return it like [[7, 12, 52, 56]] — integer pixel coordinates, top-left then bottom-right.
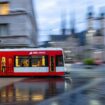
[[61, 13, 66, 35], [86, 6, 96, 46]]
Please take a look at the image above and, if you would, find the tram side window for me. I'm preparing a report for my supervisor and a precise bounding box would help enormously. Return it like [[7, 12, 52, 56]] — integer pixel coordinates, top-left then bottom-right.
[[15, 56, 29, 67], [31, 55, 48, 67], [56, 55, 64, 66], [15, 55, 48, 67]]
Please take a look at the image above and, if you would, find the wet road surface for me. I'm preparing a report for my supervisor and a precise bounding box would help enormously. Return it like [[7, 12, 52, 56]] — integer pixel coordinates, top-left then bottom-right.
[[0, 77, 71, 105], [36, 64, 105, 105], [40, 77, 105, 105], [0, 76, 93, 105]]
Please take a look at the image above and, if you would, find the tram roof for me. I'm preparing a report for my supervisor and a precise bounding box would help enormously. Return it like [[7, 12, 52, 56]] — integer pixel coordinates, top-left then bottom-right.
[[0, 47, 63, 51]]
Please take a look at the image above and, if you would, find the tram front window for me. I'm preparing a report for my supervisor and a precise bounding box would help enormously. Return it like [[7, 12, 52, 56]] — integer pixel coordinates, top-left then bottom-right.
[[56, 55, 64, 66]]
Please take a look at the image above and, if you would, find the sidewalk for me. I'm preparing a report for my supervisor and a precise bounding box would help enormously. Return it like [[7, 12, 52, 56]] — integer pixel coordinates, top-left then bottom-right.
[[0, 78, 25, 89]]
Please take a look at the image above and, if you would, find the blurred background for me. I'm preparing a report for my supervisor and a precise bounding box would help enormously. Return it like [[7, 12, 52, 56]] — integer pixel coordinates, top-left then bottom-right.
[[0, 0, 105, 63]]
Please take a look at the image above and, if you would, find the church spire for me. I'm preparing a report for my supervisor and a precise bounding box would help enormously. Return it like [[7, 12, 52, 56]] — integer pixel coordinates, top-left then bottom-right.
[[70, 11, 75, 35], [87, 5, 94, 29], [70, 11, 77, 38], [61, 12, 66, 35]]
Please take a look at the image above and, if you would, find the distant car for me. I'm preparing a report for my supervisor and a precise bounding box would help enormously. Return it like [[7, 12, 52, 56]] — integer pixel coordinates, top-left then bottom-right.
[[75, 62, 83, 65], [65, 58, 74, 63], [94, 59, 102, 65]]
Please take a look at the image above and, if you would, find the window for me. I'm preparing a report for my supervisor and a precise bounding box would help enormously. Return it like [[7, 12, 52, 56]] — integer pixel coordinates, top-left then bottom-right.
[[15, 55, 48, 67], [56, 55, 64, 66], [31, 55, 48, 67], [15, 56, 30, 67], [31, 56, 43, 67], [0, 24, 9, 36], [0, 2, 9, 15]]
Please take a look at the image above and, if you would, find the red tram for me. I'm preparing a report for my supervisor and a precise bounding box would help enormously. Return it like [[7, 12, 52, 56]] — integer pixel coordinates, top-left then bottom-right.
[[0, 48, 65, 76]]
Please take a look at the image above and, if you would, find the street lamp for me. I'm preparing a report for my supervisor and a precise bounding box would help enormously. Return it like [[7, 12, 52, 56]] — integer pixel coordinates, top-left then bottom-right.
[[9, 8, 37, 47]]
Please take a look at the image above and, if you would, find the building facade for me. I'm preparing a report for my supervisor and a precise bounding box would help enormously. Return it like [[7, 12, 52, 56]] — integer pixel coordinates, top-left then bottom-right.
[[85, 9, 105, 61], [0, 0, 37, 48]]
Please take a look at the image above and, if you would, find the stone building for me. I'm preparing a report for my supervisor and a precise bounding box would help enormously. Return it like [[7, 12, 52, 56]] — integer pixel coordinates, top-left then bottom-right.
[[0, 0, 37, 48], [85, 7, 105, 61]]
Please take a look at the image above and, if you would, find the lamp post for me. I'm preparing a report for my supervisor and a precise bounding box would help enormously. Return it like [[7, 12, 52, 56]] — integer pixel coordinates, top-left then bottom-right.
[[9, 8, 37, 47]]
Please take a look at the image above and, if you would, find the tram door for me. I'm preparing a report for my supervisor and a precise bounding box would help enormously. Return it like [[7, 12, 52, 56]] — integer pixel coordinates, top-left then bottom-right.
[[0, 56, 13, 74], [0, 57, 6, 74], [49, 56, 56, 72]]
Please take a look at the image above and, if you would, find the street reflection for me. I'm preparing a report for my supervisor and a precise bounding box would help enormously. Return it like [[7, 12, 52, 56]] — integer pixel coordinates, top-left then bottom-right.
[[0, 77, 71, 104]]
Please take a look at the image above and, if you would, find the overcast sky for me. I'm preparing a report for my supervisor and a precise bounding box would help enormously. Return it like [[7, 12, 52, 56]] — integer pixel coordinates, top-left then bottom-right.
[[33, 0, 105, 42]]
